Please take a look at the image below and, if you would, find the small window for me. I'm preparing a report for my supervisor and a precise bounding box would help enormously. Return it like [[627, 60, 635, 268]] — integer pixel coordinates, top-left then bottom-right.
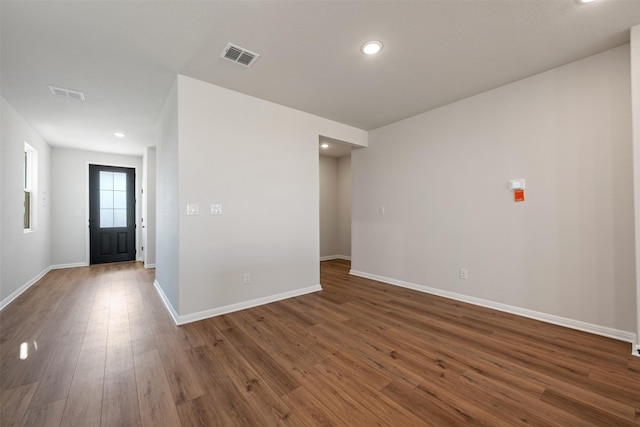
[[24, 142, 37, 231]]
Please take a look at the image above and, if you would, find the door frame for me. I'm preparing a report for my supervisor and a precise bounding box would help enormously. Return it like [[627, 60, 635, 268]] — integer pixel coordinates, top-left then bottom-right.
[[85, 161, 140, 265]]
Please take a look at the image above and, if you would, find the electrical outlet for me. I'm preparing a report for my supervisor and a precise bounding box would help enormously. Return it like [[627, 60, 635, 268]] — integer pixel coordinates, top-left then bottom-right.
[[459, 268, 468, 280], [243, 273, 251, 284]]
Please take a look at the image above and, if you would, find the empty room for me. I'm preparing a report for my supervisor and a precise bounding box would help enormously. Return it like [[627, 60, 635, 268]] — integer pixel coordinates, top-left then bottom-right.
[[1, 1, 640, 426]]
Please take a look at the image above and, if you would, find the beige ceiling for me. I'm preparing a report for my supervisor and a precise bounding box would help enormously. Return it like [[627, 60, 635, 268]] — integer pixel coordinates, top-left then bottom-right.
[[1, 1, 639, 156]]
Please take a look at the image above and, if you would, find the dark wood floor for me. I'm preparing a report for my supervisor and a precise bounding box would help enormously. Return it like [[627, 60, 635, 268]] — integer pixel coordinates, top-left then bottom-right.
[[1, 259, 639, 426]]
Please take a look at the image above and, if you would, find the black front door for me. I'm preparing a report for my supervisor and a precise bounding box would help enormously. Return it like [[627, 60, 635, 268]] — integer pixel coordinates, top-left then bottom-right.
[[89, 164, 136, 264]]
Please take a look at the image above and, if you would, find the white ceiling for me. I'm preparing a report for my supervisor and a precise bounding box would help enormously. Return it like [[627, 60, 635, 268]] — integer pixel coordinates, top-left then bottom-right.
[[2, 1, 639, 156]]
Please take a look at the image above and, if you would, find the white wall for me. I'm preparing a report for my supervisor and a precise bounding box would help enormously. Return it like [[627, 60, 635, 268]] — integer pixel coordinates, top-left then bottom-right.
[[352, 45, 636, 337], [338, 155, 352, 257], [320, 155, 339, 258], [631, 25, 640, 353], [160, 75, 366, 319], [155, 80, 180, 311], [50, 147, 142, 266], [142, 146, 157, 267], [1, 101, 3, 302], [1, 97, 51, 305]]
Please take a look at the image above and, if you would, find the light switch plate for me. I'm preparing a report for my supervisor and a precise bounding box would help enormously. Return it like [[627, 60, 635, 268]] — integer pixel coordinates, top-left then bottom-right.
[[510, 179, 526, 190], [187, 203, 199, 215], [210, 204, 223, 215]]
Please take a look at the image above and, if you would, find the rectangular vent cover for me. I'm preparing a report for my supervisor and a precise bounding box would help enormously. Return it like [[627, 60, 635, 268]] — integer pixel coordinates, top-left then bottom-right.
[[221, 43, 259, 67], [48, 85, 85, 101]]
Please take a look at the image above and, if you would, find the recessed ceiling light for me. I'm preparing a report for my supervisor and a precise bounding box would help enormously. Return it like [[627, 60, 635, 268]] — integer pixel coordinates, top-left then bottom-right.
[[321, 143, 329, 149], [361, 40, 383, 55], [578, 0, 595, 3], [114, 132, 126, 138]]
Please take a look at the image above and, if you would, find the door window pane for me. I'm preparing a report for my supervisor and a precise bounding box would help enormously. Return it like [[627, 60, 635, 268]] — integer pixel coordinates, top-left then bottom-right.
[[113, 209, 127, 227], [100, 209, 114, 228], [100, 171, 114, 190], [113, 173, 126, 191], [99, 171, 127, 228], [113, 191, 126, 209], [100, 190, 114, 209]]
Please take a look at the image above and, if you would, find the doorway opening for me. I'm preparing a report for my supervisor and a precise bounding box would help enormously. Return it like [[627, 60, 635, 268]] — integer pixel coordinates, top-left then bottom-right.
[[89, 164, 136, 264], [319, 136, 352, 264]]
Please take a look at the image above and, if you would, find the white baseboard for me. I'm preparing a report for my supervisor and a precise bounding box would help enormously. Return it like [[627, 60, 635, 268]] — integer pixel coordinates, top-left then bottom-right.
[[0, 266, 51, 311], [144, 263, 156, 269], [50, 262, 89, 270], [153, 280, 322, 326], [320, 255, 351, 261], [350, 269, 638, 356], [153, 279, 180, 324]]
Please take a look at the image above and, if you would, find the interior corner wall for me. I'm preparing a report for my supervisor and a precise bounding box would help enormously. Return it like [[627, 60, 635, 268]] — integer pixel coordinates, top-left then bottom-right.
[[155, 79, 180, 311], [143, 146, 157, 267], [337, 155, 352, 258], [631, 24, 640, 350], [50, 147, 142, 266], [320, 155, 339, 258], [1, 97, 51, 304], [175, 75, 366, 317], [352, 45, 636, 334]]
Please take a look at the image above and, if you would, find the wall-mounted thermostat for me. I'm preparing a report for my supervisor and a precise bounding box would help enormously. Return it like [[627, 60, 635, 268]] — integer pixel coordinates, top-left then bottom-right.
[[510, 179, 525, 190]]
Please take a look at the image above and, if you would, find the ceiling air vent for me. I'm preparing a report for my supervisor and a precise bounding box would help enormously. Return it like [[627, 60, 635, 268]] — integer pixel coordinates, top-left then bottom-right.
[[48, 85, 85, 101], [221, 43, 260, 67]]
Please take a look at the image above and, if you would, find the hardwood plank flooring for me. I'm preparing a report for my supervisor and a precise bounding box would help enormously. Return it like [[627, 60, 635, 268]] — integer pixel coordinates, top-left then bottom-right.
[[1, 259, 639, 426]]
